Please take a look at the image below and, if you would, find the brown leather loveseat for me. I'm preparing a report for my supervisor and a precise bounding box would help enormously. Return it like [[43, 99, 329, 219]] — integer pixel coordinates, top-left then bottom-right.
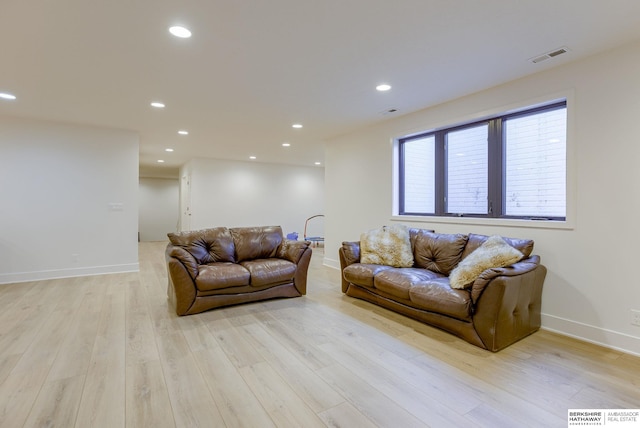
[[166, 225, 312, 315], [339, 227, 546, 351]]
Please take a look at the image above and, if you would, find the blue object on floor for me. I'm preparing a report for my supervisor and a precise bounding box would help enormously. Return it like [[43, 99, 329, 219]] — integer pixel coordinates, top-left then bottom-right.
[[286, 232, 298, 240]]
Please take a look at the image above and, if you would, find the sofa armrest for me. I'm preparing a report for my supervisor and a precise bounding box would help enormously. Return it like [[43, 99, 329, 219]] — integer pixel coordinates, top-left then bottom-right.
[[339, 241, 361, 292], [167, 246, 199, 279], [340, 241, 360, 266], [165, 244, 200, 316], [277, 239, 311, 264], [292, 246, 313, 295], [472, 257, 547, 351], [470, 255, 541, 304]]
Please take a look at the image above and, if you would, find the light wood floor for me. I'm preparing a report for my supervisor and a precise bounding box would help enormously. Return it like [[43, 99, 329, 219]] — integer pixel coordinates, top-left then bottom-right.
[[1, 242, 639, 427]]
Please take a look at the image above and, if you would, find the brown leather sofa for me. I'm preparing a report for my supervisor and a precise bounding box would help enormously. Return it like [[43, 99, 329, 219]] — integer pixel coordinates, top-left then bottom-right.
[[166, 226, 312, 315], [339, 228, 546, 351]]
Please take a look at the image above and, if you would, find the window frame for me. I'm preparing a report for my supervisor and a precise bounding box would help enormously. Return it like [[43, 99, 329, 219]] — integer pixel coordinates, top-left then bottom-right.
[[398, 100, 567, 221]]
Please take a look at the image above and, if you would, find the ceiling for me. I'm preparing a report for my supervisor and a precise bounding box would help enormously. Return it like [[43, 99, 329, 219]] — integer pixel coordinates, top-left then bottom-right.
[[2, 1, 640, 175]]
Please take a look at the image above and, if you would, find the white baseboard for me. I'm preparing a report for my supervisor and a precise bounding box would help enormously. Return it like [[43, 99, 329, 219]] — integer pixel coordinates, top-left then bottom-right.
[[0, 263, 140, 284], [541, 313, 640, 357]]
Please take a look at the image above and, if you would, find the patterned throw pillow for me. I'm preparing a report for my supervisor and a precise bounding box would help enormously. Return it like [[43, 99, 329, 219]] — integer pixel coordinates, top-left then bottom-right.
[[360, 225, 414, 268], [449, 235, 523, 289]]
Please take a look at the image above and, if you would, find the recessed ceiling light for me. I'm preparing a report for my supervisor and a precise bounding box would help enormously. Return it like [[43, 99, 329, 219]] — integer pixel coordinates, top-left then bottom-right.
[[150, 102, 165, 108], [165, 148, 174, 152], [0, 92, 16, 100], [169, 26, 192, 38], [282, 143, 291, 147], [178, 130, 189, 135], [157, 159, 165, 163], [292, 124, 303, 129], [315, 162, 322, 166], [249, 156, 257, 160], [376, 84, 391, 92]]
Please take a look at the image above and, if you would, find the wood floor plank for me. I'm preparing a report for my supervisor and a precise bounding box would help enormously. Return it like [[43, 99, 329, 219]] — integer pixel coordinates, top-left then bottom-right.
[[24, 375, 85, 428], [330, 329, 483, 415], [75, 275, 128, 428], [207, 317, 266, 369], [193, 346, 276, 428], [319, 341, 477, 427], [10, 292, 85, 375], [318, 402, 378, 428], [409, 352, 566, 427], [46, 276, 106, 381], [90, 276, 127, 368], [125, 360, 176, 428], [0, 353, 21, 385], [240, 322, 345, 413], [75, 361, 125, 428], [175, 310, 220, 353], [0, 365, 50, 427], [0, 278, 76, 360], [252, 309, 335, 371], [154, 330, 226, 427], [126, 278, 162, 367], [239, 361, 327, 428], [316, 362, 429, 428]]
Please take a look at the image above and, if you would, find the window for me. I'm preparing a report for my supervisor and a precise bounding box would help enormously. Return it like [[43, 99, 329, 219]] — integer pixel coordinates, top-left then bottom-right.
[[399, 101, 566, 220], [446, 124, 488, 215]]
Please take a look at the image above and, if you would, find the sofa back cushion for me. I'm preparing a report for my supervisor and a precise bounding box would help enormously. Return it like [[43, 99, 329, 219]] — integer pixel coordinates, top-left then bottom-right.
[[167, 227, 236, 264], [460, 233, 534, 260], [413, 231, 468, 275], [231, 226, 283, 262], [408, 228, 433, 252]]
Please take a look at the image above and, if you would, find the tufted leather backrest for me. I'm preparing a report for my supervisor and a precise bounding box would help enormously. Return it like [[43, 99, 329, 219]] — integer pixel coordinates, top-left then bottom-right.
[[231, 226, 283, 262], [408, 228, 433, 253], [412, 230, 469, 275], [167, 227, 236, 264]]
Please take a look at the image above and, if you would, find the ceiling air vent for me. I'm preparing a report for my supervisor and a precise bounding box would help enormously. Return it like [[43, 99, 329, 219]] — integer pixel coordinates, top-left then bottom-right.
[[529, 46, 570, 64]]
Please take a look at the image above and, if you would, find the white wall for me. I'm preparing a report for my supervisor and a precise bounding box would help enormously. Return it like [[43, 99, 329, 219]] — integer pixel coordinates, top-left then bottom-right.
[[181, 158, 324, 238], [139, 177, 179, 241], [0, 116, 139, 283], [325, 39, 640, 355]]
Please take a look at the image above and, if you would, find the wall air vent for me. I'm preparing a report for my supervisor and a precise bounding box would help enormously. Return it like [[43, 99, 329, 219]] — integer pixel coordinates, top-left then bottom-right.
[[529, 46, 570, 64]]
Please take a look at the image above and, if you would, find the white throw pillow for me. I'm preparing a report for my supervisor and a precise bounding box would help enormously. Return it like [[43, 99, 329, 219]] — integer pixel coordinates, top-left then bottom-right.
[[360, 225, 414, 268], [449, 235, 523, 289]]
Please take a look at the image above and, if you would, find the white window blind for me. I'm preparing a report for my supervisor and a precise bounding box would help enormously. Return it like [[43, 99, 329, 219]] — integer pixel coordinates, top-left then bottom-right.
[[403, 136, 435, 213], [504, 108, 566, 217], [446, 124, 488, 214]]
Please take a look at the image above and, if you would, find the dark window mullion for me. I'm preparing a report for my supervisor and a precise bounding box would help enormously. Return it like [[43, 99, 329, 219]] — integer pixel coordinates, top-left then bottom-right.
[[434, 131, 446, 215], [487, 119, 503, 218], [398, 140, 407, 214]]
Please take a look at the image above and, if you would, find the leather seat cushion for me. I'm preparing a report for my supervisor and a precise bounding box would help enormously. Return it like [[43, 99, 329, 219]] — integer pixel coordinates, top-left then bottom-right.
[[409, 278, 473, 321], [374, 268, 445, 300], [196, 262, 250, 291], [343, 263, 393, 288], [241, 258, 297, 287]]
